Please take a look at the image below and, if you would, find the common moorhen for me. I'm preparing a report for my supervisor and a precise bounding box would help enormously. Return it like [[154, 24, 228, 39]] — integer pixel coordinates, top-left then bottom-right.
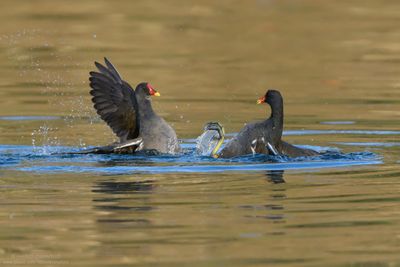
[[202, 90, 318, 158], [87, 58, 180, 154]]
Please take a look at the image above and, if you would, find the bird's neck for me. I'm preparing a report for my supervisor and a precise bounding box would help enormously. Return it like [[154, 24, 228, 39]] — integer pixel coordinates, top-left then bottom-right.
[[138, 99, 156, 120], [270, 104, 283, 127], [268, 100, 284, 141]]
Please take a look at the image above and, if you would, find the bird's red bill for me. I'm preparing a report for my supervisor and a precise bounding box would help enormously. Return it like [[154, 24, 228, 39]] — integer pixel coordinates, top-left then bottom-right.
[[257, 96, 265, 104], [147, 84, 160, 96]]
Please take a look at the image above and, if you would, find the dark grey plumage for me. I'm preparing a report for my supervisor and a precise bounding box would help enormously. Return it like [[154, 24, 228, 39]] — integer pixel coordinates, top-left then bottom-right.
[[277, 141, 317, 157], [218, 90, 283, 158], [218, 90, 318, 158], [89, 58, 180, 154], [90, 58, 139, 142]]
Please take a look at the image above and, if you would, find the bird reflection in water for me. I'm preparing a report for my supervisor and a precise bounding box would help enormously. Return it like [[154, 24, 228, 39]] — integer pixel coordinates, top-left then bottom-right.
[[241, 170, 286, 230], [264, 170, 286, 224], [92, 179, 154, 224], [91, 179, 156, 258], [266, 170, 285, 184], [94, 154, 160, 168]]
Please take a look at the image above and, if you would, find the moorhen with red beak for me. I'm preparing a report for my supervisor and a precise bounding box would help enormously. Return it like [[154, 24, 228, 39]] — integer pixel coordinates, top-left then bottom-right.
[[85, 58, 180, 154], [213, 90, 317, 158]]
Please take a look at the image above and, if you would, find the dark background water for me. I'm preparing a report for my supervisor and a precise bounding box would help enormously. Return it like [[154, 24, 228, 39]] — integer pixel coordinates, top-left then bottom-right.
[[0, 1, 399, 266]]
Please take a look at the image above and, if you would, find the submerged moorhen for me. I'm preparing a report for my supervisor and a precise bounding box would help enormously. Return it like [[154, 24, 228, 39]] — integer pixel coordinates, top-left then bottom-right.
[[212, 90, 317, 158], [87, 58, 180, 154]]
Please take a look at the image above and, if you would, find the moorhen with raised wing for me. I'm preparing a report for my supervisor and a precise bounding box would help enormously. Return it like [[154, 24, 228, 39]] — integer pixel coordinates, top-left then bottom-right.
[[83, 58, 180, 154]]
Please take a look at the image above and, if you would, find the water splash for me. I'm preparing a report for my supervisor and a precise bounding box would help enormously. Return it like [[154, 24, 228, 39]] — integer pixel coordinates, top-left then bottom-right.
[[2, 29, 98, 149], [31, 124, 60, 154], [196, 130, 221, 156]]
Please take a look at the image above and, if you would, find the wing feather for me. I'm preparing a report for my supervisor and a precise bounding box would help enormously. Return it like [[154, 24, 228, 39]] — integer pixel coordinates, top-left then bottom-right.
[[89, 58, 139, 141]]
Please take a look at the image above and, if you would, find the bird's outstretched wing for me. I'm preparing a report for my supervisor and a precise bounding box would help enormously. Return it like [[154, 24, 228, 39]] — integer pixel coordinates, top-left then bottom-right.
[[89, 58, 140, 141]]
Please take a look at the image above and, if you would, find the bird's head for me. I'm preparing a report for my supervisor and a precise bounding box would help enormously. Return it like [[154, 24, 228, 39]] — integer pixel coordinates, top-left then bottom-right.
[[256, 89, 282, 105], [136, 82, 160, 99]]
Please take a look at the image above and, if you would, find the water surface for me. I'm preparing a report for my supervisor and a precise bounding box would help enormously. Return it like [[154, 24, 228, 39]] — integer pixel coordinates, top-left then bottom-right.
[[1, 1, 400, 266]]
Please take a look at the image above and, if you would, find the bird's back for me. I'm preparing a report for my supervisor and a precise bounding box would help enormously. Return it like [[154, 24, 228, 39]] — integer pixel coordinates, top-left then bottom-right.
[[219, 121, 270, 158]]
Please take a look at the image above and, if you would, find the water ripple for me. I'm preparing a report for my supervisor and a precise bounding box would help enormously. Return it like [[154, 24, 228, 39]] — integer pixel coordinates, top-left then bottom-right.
[[283, 130, 400, 136], [0, 144, 381, 175], [0, 116, 60, 121]]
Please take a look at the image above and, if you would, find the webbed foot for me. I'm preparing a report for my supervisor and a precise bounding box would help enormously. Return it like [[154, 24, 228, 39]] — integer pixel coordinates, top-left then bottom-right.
[[196, 122, 225, 157]]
